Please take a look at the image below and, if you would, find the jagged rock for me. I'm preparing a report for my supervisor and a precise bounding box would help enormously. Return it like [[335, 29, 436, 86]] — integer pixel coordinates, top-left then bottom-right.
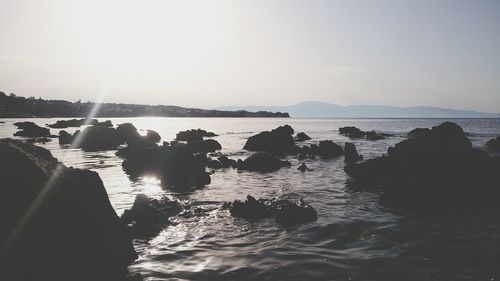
[[318, 140, 344, 159], [486, 136, 500, 151], [176, 129, 217, 142], [297, 163, 307, 172], [295, 132, 311, 142], [344, 142, 362, 162], [121, 194, 182, 239], [244, 125, 296, 154], [345, 122, 500, 212], [218, 155, 238, 168], [226, 195, 317, 226], [75, 126, 123, 151], [0, 138, 137, 280], [58, 130, 74, 145], [339, 126, 388, 140], [238, 152, 291, 172], [145, 130, 161, 143], [13, 121, 50, 137]]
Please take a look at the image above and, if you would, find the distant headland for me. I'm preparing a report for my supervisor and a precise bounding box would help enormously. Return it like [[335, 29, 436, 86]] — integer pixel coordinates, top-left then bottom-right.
[[0, 91, 289, 118]]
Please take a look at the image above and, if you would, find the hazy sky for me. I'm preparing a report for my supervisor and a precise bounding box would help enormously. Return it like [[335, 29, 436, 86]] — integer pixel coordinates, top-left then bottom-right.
[[0, 0, 499, 112]]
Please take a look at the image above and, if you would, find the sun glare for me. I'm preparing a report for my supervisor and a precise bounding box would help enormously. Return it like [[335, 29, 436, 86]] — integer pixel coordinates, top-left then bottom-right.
[[66, 0, 228, 82]]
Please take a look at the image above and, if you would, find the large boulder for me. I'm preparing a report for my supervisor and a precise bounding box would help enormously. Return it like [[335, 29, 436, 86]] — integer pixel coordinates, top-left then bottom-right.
[[0, 138, 137, 281], [226, 194, 317, 226], [116, 123, 142, 145], [486, 136, 500, 151], [317, 140, 344, 159], [238, 152, 291, 172], [339, 126, 388, 140], [184, 139, 222, 154], [295, 132, 311, 142], [244, 125, 296, 154], [58, 130, 74, 145], [121, 194, 182, 239], [75, 126, 123, 151], [344, 142, 362, 162], [145, 130, 161, 143], [344, 122, 500, 212], [13, 121, 50, 137], [175, 129, 217, 142]]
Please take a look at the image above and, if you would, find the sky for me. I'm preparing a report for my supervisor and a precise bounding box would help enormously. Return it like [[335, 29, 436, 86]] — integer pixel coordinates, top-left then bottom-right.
[[0, 0, 499, 112]]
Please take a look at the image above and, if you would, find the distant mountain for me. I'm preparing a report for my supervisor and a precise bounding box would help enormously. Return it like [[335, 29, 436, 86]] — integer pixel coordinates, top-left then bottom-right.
[[218, 101, 499, 118]]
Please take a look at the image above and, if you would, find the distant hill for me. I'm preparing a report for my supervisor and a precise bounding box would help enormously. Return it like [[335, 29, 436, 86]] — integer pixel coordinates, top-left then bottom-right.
[[0, 91, 289, 118], [218, 101, 499, 118]]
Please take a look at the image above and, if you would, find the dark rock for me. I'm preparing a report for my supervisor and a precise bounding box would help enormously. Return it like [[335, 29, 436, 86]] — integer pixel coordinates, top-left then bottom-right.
[[297, 163, 307, 172], [58, 130, 74, 145], [121, 194, 181, 238], [0, 138, 137, 280], [217, 155, 238, 168], [364, 130, 386, 140], [75, 126, 123, 151], [116, 123, 141, 145], [145, 130, 161, 143], [96, 120, 113, 127], [206, 159, 223, 169], [185, 139, 222, 154], [226, 194, 317, 226], [47, 118, 97, 128], [318, 140, 344, 159], [176, 129, 217, 142], [344, 142, 362, 162], [486, 136, 500, 151], [238, 152, 291, 172], [244, 125, 296, 154], [13, 121, 50, 137], [407, 127, 431, 139], [295, 132, 311, 142], [339, 126, 365, 139], [345, 122, 500, 212], [25, 137, 51, 144]]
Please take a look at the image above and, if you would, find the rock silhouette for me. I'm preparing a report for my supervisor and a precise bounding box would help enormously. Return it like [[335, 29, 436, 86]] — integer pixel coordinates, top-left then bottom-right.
[[13, 121, 50, 137], [176, 129, 217, 142], [339, 126, 388, 140], [344, 142, 362, 162], [238, 152, 291, 172], [244, 125, 296, 154], [486, 136, 500, 151], [295, 132, 311, 142]]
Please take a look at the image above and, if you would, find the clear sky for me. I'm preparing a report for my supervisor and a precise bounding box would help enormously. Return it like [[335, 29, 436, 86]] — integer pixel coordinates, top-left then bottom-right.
[[0, 0, 499, 112]]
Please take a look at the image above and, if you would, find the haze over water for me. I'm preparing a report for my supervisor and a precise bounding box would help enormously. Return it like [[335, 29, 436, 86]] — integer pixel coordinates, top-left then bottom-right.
[[1, 117, 500, 280]]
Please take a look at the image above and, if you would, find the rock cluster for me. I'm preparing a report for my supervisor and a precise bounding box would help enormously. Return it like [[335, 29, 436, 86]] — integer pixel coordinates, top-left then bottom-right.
[[244, 125, 296, 154], [339, 126, 389, 140], [13, 121, 50, 137], [345, 122, 500, 212], [176, 129, 217, 142], [47, 118, 112, 128]]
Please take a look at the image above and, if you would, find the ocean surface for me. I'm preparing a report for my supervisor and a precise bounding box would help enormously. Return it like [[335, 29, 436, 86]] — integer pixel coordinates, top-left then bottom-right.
[[1, 118, 500, 281]]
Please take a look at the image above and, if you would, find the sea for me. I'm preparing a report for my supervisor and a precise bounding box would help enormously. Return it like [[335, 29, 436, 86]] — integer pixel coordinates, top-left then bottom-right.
[[1, 117, 500, 281]]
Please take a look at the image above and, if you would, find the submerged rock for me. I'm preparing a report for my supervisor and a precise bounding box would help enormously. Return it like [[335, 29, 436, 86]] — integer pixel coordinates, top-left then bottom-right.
[[295, 132, 311, 142], [238, 152, 291, 173], [176, 129, 217, 142], [345, 122, 500, 212], [13, 121, 50, 137], [226, 195, 317, 226], [244, 125, 296, 154], [344, 142, 362, 162], [0, 138, 137, 281], [486, 136, 500, 151], [121, 194, 182, 239]]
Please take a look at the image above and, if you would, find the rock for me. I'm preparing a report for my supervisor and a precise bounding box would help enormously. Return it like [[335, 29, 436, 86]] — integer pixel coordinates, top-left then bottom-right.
[[116, 123, 141, 145], [13, 121, 50, 137], [75, 126, 123, 151], [344, 142, 362, 162], [47, 118, 97, 128], [486, 136, 500, 151], [176, 129, 217, 142], [297, 163, 307, 172], [217, 155, 238, 168], [121, 194, 181, 239], [145, 130, 161, 143], [184, 139, 222, 154], [244, 125, 296, 154], [96, 120, 113, 127], [0, 138, 137, 280], [295, 132, 311, 142], [238, 152, 291, 172], [206, 159, 223, 169], [318, 140, 344, 159], [344, 122, 500, 212], [407, 127, 431, 139], [339, 126, 388, 140], [58, 130, 74, 145], [25, 137, 51, 144], [226, 194, 317, 226]]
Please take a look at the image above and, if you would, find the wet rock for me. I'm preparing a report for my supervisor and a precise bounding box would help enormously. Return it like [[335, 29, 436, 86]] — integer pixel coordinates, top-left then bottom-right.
[[116, 123, 142, 145], [0, 138, 137, 280], [145, 130, 161, 143], [176, 129, 218, 142], [96, 120, 113, 127], [13, 121, 50, 137], [407, 127, 431, 139], [238, 152, 291, 172], [344, 142, 362, 162], [184, 139, 222, 154], [76, 126, 123, 151], [339, 126, 388, 140], [318, 140, 344, 159], [244, 125, 296, 154], [344, 122, 500, 212], [217, 155, 238, 168], [486, 136, 500, 151], [25, 137, 51, 144], [206, 159, 223, 169], [297, 163, 307, 172], [295, 132, 311, 142], [47, 118, 97, 128], [226, 195, 317, 226], [58, 130, 74, 145], [121, 194, 182, 239]]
